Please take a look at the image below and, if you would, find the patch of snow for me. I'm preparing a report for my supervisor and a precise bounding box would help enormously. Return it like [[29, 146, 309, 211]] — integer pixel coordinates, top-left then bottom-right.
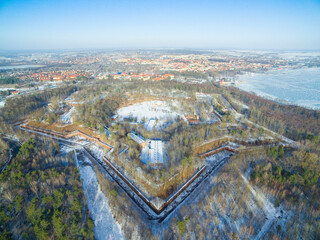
[[0, 87, 15, 91], [205, 150, 231, 164], [59, 144, 82, 154], [196, 92, 212, 103], [145, 119, 156, 131], [87, 144, 107, 160], [241, 174, 281, 240], [117, 100, 186, 130], [61, 107, 75, 124], [231, 99, 249, 109], [71, 135, 91, 146], [0, 100, 5, 108]]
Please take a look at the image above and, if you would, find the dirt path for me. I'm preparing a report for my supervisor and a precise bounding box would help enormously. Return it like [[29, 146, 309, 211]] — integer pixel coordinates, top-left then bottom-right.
[[241, 174, 280, 240]]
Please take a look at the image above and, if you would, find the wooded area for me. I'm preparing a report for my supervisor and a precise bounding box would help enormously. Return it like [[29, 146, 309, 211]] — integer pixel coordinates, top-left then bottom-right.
[[0, 137, 94, 240], [225, 87, 320, 140], [0, 86, 77, 123]]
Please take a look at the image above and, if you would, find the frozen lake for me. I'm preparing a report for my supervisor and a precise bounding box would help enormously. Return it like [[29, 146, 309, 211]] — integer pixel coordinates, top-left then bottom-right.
[[237, 68, 320, 109], [0, 65, 45, 70]]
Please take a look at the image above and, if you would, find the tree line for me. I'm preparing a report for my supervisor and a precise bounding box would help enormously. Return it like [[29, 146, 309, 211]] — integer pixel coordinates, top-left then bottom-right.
[[224, 87, 320, 141], [0, 86, 77, 123]]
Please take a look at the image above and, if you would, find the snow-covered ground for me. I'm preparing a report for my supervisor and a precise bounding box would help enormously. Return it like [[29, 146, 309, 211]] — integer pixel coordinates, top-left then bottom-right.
[[196, 92, 212, 103], [0, 100, 5, 108], [205, 150, 232, 164], [241, 173, 283, 240], [117, 100, 186, 130], [58, 145, 125, 240], [60, 107, 75, 124], [75, 151, 125, 240], [145, 119, 156, 131], [86, 144, 106, 160]]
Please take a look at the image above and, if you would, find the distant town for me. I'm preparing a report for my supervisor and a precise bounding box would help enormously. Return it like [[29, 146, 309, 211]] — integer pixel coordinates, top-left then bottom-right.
[[1, 50, 319, 99]]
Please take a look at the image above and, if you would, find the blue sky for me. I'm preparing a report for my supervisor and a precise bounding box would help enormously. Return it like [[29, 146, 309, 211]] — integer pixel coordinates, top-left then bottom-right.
[[0, 0, 319, 50]]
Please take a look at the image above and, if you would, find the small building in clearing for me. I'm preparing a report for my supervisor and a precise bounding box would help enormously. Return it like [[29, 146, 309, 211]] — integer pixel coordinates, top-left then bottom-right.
[[185, 113, 200, 124]]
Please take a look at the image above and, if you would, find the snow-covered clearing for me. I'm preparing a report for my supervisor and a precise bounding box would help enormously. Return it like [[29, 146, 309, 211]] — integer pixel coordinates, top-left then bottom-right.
[[117, 100, 186, 130], [117, 101, 176, 121]]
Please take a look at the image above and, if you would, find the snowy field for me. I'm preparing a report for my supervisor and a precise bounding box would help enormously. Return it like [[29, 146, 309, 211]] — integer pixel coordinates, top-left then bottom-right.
[[117, 100, 186, 130]]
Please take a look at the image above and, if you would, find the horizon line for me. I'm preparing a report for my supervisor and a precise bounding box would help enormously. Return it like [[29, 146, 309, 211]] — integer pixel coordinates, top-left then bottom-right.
[[0, 47, 320, 52]]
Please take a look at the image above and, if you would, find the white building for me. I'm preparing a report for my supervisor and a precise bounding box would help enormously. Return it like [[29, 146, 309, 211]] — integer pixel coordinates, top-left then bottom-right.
[[148, 140, 164, 165], [130, 132, 146, 146]]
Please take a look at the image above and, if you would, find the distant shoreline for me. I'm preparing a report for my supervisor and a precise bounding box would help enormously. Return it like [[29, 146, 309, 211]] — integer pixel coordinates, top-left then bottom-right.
[[235, 67, 320, 110], [0, 65, 45, 70]]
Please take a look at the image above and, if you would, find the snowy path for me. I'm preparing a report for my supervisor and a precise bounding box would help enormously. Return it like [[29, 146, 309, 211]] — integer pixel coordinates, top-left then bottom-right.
[[244, 119, 296, 147], [241, 174, 279, 240], [220, 94, 296, 147], [71, 148, 125, 240]]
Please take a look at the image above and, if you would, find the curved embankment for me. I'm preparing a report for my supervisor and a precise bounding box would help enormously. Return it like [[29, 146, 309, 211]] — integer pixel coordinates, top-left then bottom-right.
[[21, 124, 112, 149]]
